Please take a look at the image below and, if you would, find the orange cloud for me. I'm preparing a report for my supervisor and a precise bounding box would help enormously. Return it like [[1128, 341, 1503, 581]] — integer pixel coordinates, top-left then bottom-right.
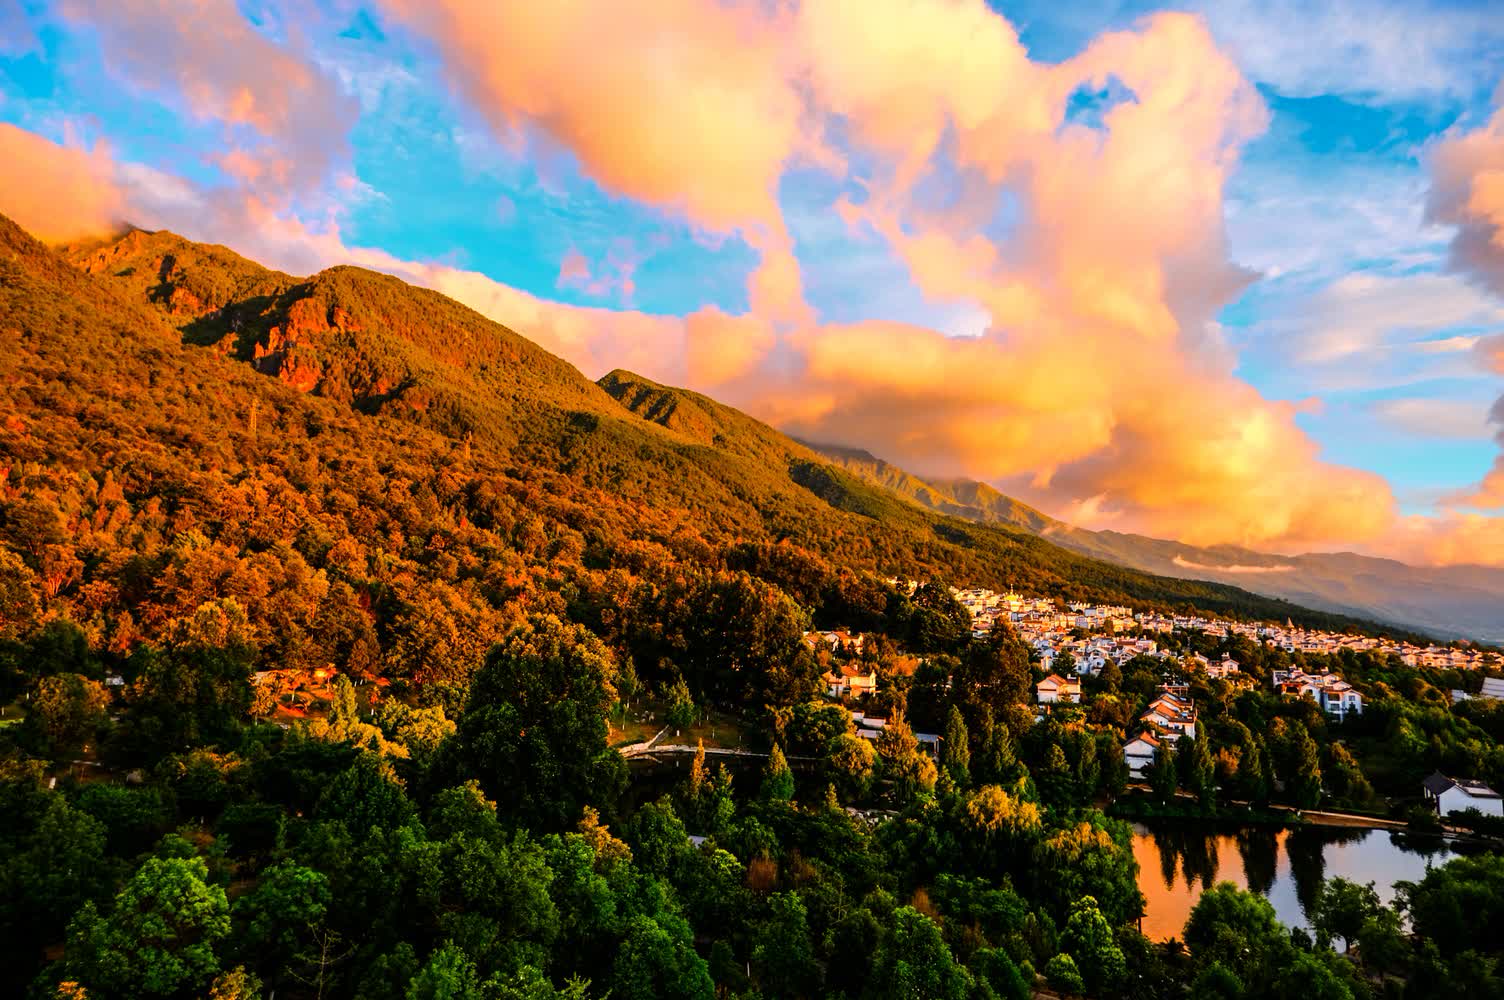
[[0, 124, 124, 242], [1431, 89, 1504, 511], [376, 0, 803, 234]]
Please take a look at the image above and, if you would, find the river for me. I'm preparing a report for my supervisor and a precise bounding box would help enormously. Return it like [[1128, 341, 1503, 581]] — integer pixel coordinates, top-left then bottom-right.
[[1132, 820, 1492, 940]]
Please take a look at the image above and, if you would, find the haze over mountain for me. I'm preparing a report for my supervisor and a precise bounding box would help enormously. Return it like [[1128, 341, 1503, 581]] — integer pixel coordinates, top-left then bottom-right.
[[807, 442, 1504, 644]]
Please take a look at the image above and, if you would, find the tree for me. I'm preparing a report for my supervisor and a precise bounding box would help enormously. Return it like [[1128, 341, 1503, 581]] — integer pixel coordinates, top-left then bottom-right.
[[1060, 895, 1126, 995], [941, 705, 970, 786], [1148, 739, 1178, 804], [664, 677, 695, 731], [1180, 733, 1216, 808], [405, 943, 486, 1000], [611, 914, 714, 1000], [64, 855, 232, 997], [232, 861, 332, 977], [751, 892, 818, 997], [957, 627, 1031, 713], [125, 599, 257, 752], [31, 673, 108, 749], [1323, 742, 1373, 804], [1235, 729, 1270, 805], [760, 743, 795, 802], [445, 615, 626, 830], [1287, 723, 1323, 808], [1044, 953, 1085, 995], [869, 907, 974, 1000], [825, 732, 877, 801], [876, 711, 937, 802], [317, 752, 417, 837], [1183, 882, 1291, 991]]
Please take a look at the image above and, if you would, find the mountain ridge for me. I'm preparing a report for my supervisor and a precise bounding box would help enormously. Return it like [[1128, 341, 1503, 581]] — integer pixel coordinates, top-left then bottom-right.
[[0, 215, 1431, 646]]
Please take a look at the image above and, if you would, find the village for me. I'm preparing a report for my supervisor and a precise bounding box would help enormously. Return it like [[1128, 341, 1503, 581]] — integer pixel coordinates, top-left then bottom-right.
[[803, 581, 1504, 819]]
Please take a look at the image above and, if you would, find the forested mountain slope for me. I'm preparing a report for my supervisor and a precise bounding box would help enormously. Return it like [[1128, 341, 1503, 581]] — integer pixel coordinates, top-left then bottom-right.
[[0, 214, 1407, 702]]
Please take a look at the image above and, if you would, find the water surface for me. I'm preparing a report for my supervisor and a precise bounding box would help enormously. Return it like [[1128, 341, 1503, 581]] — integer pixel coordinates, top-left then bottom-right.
[[1132, 820, 1479, 940]]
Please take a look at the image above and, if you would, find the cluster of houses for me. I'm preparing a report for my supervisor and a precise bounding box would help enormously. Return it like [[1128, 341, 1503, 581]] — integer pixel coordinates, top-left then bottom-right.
[[1271, 667, 1365, 720], [946, 580, 1497, 673], [1122, 686, 1199, 777]]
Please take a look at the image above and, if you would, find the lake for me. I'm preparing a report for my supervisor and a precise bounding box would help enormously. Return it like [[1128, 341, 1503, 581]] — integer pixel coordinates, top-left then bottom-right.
[[1132, 820, 1489, 940]]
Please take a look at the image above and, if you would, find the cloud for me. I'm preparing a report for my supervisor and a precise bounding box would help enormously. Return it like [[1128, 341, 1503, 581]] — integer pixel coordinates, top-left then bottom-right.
[[0, 124, 125, 242], [21, 1, 1504, 564], [1172, 556, 1295, 574], [1373, 397, 1493, 440], [374, 0, 810, 313], [59, 0, 358, 199], [1430, 92, 1504, 509], [1194, 0, 1504, 103]]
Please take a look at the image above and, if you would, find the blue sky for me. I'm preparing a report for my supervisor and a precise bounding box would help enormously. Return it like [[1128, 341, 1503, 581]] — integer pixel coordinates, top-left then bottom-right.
[[2, 0, 1503, 557]]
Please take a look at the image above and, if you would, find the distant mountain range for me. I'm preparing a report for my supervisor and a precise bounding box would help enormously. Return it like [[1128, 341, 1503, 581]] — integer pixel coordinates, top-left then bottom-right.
[[805, 442, 1504, 644]]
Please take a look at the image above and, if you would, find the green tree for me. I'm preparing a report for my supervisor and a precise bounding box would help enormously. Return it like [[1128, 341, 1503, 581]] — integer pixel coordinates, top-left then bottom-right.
[[751, 892, 819, 997], [760, 743, 795, 802], [611, 914, 714, 1000], [1148, 739, 1178, 804], [232, 861, 332, 976], [406, 943, 486, 1000], [446, 615, 626, 830], [1060, 895, 1127, 995], [1287, 722, 1323, 808], [941, 705, 970, 786], [664, 677, 695, 732], [825, 732, 877, 801], [876, 712, 937, 802], [869, 906, 974, 1000], [1180, 732, 1216, 808], [65, 855, 232, 997], [1044, 953, 1085, 995]]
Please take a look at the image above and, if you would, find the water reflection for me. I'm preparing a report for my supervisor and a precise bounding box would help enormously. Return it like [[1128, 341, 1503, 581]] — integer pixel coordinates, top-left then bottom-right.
[[1133, 821, 1476, 941]]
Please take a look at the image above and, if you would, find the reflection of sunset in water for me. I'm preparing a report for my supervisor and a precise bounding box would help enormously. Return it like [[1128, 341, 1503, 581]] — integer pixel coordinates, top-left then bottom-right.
[[1132, 823, 1463, 941]]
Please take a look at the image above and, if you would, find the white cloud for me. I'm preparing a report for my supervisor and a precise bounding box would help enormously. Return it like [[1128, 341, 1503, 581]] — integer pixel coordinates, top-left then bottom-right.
[[1373, 397, 1494, 439], [1194, 0, 1504, 103]]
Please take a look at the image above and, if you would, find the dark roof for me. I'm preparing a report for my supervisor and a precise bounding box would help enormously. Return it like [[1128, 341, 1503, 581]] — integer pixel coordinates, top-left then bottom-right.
[[1422, 772, 1455, 796]]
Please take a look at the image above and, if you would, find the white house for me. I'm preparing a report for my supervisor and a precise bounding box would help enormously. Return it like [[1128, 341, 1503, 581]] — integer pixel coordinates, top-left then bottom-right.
[[1142, 691, 1197, 739], [1274, 668, 1364, 720], [1423, 772, 1504, 819], [1122, 732, 1164, 779], [1037, 673, 1081, 704], [1206, 654, 1240, 680]]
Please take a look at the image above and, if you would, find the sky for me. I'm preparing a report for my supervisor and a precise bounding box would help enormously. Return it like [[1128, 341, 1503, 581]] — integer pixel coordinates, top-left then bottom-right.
[[2, 0, 1504, 565]]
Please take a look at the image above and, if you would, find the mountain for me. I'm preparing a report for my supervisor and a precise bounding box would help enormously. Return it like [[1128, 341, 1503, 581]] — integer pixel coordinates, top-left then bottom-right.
[[804, 441, 1504, 644], [0, 215, 1425, 687]]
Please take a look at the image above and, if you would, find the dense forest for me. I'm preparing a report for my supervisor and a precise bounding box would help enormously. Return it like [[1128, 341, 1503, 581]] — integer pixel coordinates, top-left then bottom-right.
[[2, 213, 1502, 999]]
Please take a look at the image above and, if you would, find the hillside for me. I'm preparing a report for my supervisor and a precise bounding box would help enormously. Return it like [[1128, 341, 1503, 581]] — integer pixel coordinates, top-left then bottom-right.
[[806, 442, 1504, 643], [0, 215, 1418, 696]]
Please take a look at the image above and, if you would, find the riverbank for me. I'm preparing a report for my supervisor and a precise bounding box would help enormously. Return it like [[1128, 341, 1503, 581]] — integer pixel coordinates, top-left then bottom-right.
[[1110, 788, 1415, 832]]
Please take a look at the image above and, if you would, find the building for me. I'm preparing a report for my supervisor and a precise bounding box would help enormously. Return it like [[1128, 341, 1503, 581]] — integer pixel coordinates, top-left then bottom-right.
[[1037, 673, 1081, 704], [1142, 690, 1197, 739], [1273, 668, 1365, 720], [826, 664, 879, 699], [1423, 772, 1504, 818], [1206, 654, 1240, 680], [1122, 732, 1164, 778]]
